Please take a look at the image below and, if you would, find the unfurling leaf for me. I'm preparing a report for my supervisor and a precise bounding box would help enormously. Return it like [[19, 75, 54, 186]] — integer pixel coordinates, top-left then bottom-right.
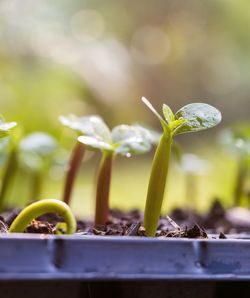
[[162, 104, 175, 123]]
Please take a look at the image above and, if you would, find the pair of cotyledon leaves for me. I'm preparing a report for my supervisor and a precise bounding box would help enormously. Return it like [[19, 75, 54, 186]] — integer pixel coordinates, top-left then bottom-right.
[[0, 118, 57, 158], [59, 114, 159, 156], [59, 98, 222, 156], [19, 132, 58, 172], [0, 116, 58, 171], [141, 97, 222, 136]]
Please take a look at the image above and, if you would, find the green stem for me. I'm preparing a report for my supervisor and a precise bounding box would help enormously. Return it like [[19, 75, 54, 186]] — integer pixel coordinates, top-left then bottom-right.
[[95, 151, 113, 226], [0, 145, 18, 211], [233, 158, 247, 207], [63, 141, 85, 205], [144, 133, 172, 236], [9, 199, 76, 234], [30, 170, 43, 202], [186, 173, 197, 210]]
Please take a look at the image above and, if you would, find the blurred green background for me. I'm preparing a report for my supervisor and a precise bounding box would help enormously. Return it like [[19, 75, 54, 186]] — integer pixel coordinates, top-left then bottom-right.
[[0, 0, 249, 218]]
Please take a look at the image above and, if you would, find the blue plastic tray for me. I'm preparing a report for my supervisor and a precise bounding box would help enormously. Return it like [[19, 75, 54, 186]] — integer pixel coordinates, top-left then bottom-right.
[[1, 234, 250, 280]]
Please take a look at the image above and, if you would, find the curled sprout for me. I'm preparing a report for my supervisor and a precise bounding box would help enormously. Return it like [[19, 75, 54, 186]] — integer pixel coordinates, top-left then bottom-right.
[[9, 199, 76, 234]]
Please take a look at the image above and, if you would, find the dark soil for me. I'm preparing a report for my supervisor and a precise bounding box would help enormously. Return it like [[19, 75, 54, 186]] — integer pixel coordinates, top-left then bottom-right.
[[1, 199, 250, 237], [170, 199, 250, 234], [0, 207, 208, 238]]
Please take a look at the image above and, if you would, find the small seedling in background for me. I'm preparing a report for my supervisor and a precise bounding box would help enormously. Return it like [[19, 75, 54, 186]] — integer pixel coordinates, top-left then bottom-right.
[[19, 132, 58, 202], [142, 97, 222, 236], [78, 123, 157, 226], [0, 119, 17, 210], [219, 124, 250, 207], [59, 114, 110, 205], [180, 153, 210, 209], [0, 119, 17, 139], [8, 199, 76, 234]]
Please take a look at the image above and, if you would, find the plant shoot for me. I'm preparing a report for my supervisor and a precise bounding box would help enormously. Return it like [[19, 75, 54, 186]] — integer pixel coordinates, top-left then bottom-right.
[[142, 97, 222, 236]]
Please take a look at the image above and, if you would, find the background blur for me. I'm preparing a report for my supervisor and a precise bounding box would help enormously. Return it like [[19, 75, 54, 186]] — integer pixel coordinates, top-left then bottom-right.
[[0, 0, 249, 218]]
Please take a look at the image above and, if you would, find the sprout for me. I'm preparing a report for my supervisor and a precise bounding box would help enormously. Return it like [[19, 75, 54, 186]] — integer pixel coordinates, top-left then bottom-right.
[[0, 119, 17, 139], [78, 123, 156, 226], [59, 114, 110, 205], [180, 153, 211, 208], [9, 199, 76, 234], [0, 119, 17, 210], [19, 132, 57, 157], [142, 97, 222, 236], [19, 132, 58, 201], [219, 124, 250, 206]]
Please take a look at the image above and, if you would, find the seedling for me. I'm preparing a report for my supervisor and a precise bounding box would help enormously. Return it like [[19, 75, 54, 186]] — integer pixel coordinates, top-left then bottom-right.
[[180, 153, 210, 209], [19, 132, 58, 201], [59, 114, 111, 205], [0, 118, 17, 139], [78, 123, 156, 226], [9, 199, 76, 234], [0, 119, 17, 210], [142, 97, 222, 236], [219, 124, 250, 206]]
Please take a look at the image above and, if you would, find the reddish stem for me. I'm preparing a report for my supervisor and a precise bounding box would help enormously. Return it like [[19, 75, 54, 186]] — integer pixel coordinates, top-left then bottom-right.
[[63, 141, 85, 205], [95, 152, 113, 226]]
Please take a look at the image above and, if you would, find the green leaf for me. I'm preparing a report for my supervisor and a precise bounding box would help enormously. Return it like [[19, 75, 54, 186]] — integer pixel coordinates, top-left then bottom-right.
[[162, 104, 175, 123], [112, 125, 152, 156], [111, 125, 147, 143], [174, 103, 222, 135], [180, 153, 210, 175], [20, 132, 57, 157], [115, 138, 151, 156], [19, 151, 43, 172], [59, 114, 111, 142], [169, 118, 186, 131], [219, 127, 250, 158], [133, 124, 161, 145], [141, 97, 168, 131], [78, 136, 113, 152], [0, 121, 17, 139]]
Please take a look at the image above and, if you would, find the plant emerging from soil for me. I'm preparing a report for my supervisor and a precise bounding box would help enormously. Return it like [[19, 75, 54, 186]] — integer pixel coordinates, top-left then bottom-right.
[[78, 123, 158, 227], [9, 199, 76, 234], [0, 118, 17, 210], [59, 114, 110, 205], [219, 124, 250, 206], [180, 153, 210, 209], [19, 132, 58, 201], [142, 97, 222, 236], [0, 131, 57, 210]]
